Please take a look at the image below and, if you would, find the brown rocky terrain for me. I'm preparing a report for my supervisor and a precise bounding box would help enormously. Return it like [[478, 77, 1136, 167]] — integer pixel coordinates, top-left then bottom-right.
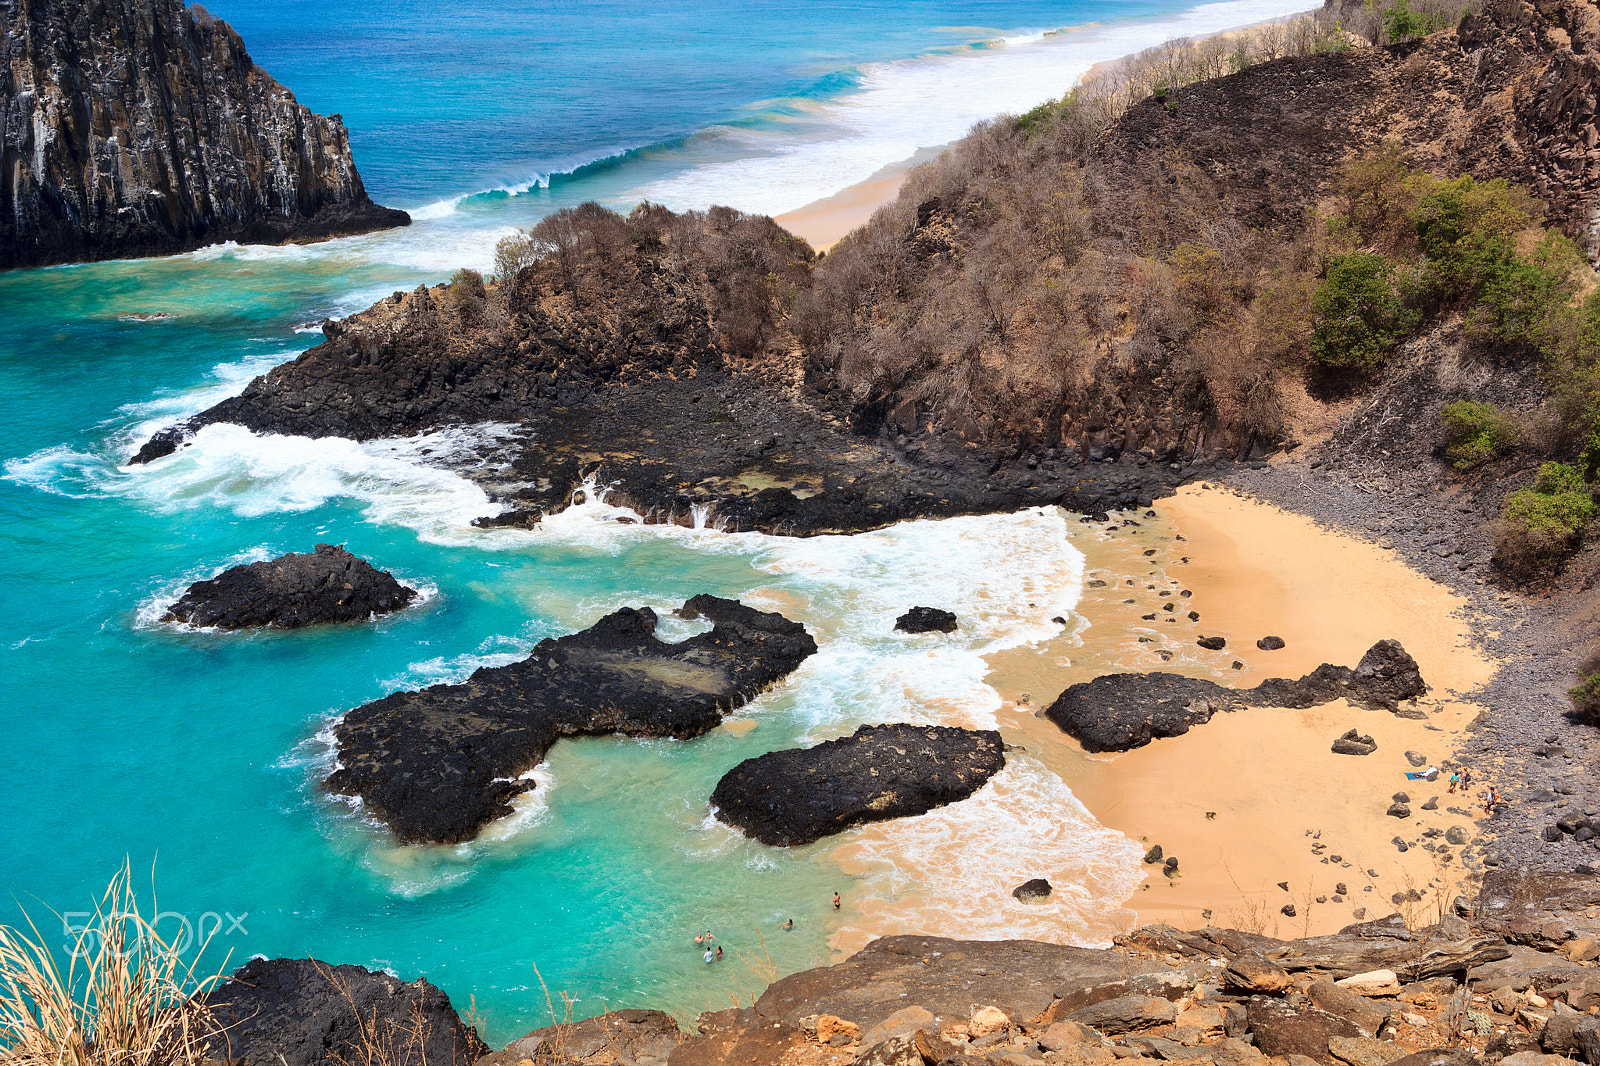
[[1, 0, 409, 268], [205, 871, 1600, 1066]]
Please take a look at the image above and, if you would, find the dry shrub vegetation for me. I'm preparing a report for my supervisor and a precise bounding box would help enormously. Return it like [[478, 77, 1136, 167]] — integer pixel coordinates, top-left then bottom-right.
[[0, 863, 227, 1066], [791, 1, 1484, 462]]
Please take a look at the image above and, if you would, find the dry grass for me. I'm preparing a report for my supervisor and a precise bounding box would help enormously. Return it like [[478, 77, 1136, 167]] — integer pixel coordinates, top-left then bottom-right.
[[0, 862, 228, 1066]]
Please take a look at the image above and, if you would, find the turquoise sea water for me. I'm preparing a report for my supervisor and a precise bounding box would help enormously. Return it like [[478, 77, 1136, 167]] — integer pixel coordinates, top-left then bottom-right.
[[0, 0, 1311, 1041]]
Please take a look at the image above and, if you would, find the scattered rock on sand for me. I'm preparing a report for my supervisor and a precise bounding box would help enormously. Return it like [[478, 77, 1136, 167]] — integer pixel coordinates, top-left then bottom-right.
[[1332, 728, 1377, 755], [1012, 878, 1053, 902], [711, 723, 1005, 846], [163, 544, 417, 629], [1387, 802, 1411, 818], [1257, 636, 1286, 650], [1420, 796, 1439, 810], [893, 606, 957, 633], [1198, 635, 1227, 650], [1405, 751, 1428, 767], [1144, 844, 1164, 863]]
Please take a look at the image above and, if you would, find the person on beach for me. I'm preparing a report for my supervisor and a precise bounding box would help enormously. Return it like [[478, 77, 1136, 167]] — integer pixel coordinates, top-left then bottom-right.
[[832, 892, 841, 910], [781, 918, 794, 930], [1463, 768, 1474, 790], [1448, 771, 1460, 794]]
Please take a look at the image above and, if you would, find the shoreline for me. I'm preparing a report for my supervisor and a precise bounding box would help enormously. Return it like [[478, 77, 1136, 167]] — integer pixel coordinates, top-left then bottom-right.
[[983, 483, 1499, 939], [770, 8, 1320, 252]]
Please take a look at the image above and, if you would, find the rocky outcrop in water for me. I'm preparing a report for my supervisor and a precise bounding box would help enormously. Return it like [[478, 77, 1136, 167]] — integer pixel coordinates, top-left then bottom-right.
[[1042, 640, 1427, 752], [163, 544, 417, 629], [1, 0, 408, 269], [325, 594, 816, 845], [202, 957, 486, 1066], [894, 607, 958, 634], [128, 205, 1205, 533], [710, 724, 1005, 846]]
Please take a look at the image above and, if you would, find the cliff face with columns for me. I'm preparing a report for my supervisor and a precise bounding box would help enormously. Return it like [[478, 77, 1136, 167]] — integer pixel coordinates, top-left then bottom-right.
[[0, 0, 408, 269]]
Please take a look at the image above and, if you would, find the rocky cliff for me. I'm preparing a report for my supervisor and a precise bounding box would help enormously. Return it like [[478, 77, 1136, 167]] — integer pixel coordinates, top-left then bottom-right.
[[0, 0, 408, 268]]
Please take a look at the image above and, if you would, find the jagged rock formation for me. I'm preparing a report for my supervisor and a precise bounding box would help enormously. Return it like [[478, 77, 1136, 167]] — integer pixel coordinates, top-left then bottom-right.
[[162, 544, 416, 629], [1042, 640, 1428, 752], [202, 958, 487, 1066], [325, 595, 817, 844], [1, 0, 408, 269], [710, 724, 1005, 846]]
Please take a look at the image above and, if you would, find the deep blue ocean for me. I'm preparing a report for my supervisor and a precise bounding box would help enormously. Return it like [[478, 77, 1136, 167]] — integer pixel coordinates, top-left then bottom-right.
[[1, 0, 1310, 1041]]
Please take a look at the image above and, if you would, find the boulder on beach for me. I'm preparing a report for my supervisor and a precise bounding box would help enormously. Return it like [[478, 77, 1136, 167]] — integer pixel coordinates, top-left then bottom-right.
[[162, 543, 417, 629], [1042, 640, 1428, 752], [894, 606, 958, 633], [202, 957, 486, 1066], [1257, 636, 1286, 650], [1197, 635, 1227, 650], [710, 723, 1004, 846], [325, 594, 816, 844], [1332, 728, 1377, 756]]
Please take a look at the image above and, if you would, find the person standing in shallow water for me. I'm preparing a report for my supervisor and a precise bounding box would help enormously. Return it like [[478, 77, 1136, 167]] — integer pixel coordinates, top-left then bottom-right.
[[832, 892, 840, 910]]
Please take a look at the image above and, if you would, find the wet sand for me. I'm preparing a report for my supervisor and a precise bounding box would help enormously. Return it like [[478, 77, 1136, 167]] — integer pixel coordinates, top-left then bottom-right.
[[987, 483, 1498, 938]]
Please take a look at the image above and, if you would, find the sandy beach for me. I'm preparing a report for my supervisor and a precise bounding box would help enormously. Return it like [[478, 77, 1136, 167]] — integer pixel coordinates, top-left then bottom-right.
[[984, 483, 1499, 939], [775, 170, 912, 252]]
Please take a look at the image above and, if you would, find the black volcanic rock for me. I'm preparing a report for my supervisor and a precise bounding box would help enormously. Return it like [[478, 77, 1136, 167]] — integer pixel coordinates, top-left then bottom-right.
[[710, 724, 1004, 846], [1013, 878, 1053, 902], [1257, 636, 1286, 650], [1, 0, 408, 269], [202, 957, 487, 1066], [1042, 640, 1427, 752], [894, 607, 957, 633], [326, 595, 816, 844], [127, 207, 1197, 531], [163, 544, 417, 629]]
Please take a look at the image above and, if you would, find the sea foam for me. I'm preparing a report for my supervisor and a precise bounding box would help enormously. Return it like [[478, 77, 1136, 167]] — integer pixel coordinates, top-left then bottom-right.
[[635, 0, 1318, 217]]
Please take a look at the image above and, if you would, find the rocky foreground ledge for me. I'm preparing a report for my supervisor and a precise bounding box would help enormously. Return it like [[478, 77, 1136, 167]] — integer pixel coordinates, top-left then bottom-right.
[[711, 724, 1006, 846], [1044, 640, 1428, 753], [205, 869, 1600, 1066], [325, 595, 816, 844], [164, 544, 417, 629]]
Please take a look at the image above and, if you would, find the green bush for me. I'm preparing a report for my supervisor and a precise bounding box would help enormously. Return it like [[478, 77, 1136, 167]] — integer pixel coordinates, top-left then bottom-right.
[[1571, 670, 1600, 722], [444, 267, 486, 318], [1493, 461, 1597, 573], [1310, 252, 1415, 371], [1439, 400, 1518, 469], [1405, 175, 1532, 311], [1469, 232, 1584, 348]]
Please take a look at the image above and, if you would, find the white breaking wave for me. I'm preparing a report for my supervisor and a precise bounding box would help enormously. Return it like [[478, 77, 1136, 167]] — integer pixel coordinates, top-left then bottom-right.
[[636, 0, 1318, 216], [830, 758, 1146, 945], [738, 508, 1083, 736], [112, 422, 510, 539]]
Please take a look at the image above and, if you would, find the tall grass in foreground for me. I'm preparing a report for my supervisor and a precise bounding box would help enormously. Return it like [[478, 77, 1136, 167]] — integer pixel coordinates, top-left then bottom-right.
[[0, 862, 228, 1066]]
